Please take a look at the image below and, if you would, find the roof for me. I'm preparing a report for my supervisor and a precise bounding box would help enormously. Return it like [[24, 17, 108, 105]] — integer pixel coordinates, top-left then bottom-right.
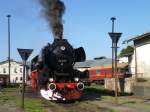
[[74, 58, 112, 68], [90, 63, 128, 69], [0, 59, 30, 66], [0, 59, 22, 65], [74, 60, 94, 68], [124, 32, 150, 43]]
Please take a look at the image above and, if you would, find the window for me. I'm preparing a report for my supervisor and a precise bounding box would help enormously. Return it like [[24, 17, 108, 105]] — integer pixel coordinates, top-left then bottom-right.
[[20, 77, 23, 81], [3, 68, 6, 73], [0, 78, 3, 83], [14, 68, 17, 73], [96, 69, 101, 75], [15, 77, 18, 81], [20, 68, 23, 73]]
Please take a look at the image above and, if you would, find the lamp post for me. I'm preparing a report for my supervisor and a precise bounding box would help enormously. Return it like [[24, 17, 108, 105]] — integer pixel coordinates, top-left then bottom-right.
[[108, 17, 122, 103], [7, 14, 11, 86]]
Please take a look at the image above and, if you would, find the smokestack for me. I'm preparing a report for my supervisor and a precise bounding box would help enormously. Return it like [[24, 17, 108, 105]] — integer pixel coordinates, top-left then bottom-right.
[[39, 0, 65, 39]]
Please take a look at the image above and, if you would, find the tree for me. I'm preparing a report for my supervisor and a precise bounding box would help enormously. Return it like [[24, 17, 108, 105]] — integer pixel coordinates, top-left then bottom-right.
[[94, 56, 107, 60], [119, 46, 134, 57]]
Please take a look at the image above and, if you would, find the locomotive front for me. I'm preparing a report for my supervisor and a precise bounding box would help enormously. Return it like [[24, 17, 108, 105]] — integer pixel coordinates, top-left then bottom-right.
[[44, 39, 75, 73], [31, 38, 87, 100]]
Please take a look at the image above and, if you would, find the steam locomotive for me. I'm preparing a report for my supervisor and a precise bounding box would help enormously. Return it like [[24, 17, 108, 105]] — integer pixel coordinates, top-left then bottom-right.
[[30, 39, 87, 100]]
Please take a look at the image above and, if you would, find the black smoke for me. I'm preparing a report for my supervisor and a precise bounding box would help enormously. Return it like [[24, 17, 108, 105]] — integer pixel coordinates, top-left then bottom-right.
[[39, 0, 65, 39]]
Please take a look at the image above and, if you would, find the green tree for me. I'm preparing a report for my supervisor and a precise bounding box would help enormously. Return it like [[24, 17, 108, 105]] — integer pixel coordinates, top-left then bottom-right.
[[119, 46, 134, 57]]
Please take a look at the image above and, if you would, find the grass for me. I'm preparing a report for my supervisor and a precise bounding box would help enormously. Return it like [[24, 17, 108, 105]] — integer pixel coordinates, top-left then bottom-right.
[[0, 86, 116, 112], [0, 87, 17, 103], [76, 101, 115, 112], [40, 100, 115, 112], [85, 84, 150, 111], [0, 87, 46, 112], [1, 84, 149, 112], [17, 98, 45, 112]]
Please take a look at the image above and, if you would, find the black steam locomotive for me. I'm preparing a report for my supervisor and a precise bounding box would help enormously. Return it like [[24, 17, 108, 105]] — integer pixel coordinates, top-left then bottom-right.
[[30, 39, 87, 100]]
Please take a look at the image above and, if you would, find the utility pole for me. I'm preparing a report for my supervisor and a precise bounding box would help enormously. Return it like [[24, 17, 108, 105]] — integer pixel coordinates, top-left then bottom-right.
[[7, 14, 11, 86]]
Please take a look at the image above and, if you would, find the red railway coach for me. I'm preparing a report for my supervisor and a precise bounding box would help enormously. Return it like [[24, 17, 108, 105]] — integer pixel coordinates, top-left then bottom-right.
[[83, 63, 128, 84]]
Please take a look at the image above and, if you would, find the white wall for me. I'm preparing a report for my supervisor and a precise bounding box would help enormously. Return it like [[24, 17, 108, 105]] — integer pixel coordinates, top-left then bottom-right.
[[130, 44, 150, 78], [130, 52, 136, 76], [0, 61, 23, 83], [136, 44, 150, 78]]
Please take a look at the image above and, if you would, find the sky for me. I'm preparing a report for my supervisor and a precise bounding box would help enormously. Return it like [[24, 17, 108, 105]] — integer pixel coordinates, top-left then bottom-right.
[[0, 0, 150, 62]]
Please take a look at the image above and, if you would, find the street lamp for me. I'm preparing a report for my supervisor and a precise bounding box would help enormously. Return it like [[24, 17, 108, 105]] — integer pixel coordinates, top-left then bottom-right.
[[108, 17, 122, 103], [7, 14, 11, 86]]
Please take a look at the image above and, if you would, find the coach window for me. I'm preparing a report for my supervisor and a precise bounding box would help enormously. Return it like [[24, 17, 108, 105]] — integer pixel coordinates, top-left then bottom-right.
[[96, 69, 101, 75]]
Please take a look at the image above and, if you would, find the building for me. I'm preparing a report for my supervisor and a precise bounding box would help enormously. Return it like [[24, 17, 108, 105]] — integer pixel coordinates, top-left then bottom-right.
[[126, 32, 150, 78], [0, 59, 26, 84], [74, 58, 112, 71], [75, 58, 132, 93]]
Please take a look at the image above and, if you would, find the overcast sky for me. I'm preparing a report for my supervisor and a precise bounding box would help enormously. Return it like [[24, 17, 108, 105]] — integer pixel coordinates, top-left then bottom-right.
[[0, 0, 150, 61]]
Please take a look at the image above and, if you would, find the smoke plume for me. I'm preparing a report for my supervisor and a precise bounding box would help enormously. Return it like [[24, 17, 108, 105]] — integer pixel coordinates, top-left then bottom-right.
[[39, 0, 65, 39]]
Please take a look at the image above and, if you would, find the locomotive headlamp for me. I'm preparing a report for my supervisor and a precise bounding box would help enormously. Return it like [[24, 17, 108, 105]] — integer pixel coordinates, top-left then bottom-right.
[[74, 77, 79, 82], [49, 78, 54, 82], [60, 46, 66, 51]]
